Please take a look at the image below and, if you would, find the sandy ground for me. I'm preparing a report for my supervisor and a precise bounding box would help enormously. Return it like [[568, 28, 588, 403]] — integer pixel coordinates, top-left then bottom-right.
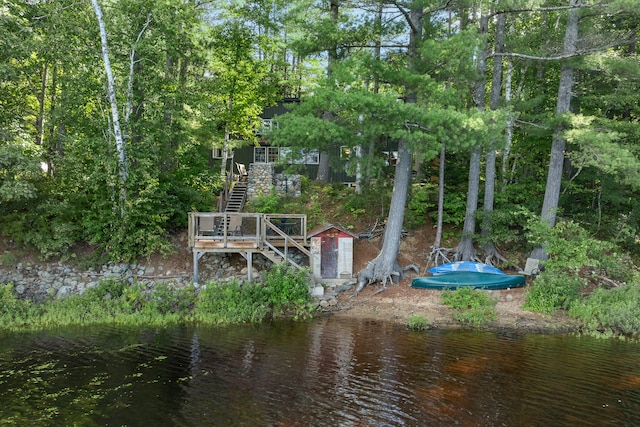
[[328, 226, 580, 333], [330, 279, 579, 333]]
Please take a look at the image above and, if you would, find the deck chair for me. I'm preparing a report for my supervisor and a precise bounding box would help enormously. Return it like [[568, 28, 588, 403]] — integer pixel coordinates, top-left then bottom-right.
[[227, 215, 243, 236], [198, 216, 216, 236], [235, 162, 248, 182]]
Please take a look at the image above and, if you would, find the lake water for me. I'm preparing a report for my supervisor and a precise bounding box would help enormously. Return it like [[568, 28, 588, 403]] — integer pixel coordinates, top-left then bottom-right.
[[1, 317, 639, 426]]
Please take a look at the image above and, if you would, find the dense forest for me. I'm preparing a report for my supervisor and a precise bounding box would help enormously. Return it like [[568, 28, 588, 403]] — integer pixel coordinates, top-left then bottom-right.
[[1, 1, 639, 308]]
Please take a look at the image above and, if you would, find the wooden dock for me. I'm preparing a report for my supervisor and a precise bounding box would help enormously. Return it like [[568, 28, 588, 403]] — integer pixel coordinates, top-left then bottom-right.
[[188, 212, 311, 284]]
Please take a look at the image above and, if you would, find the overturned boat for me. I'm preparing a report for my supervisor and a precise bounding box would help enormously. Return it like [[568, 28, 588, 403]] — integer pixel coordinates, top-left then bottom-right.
[[413, 262, 526, 290]]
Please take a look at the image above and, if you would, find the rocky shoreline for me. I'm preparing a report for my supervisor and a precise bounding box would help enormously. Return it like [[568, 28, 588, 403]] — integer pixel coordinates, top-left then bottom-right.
[[0, 252, 346, 309]]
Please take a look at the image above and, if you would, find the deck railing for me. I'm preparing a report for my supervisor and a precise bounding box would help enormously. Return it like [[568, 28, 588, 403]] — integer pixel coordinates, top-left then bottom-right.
[[188, 212, 308, 250]]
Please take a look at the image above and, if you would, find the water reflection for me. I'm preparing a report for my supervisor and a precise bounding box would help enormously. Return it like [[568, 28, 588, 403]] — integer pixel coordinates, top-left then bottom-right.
[[1, 320, 639, 426]]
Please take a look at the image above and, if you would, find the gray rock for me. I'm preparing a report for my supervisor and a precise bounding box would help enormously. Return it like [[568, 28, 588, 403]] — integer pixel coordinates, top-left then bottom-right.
[[56, 286, 72, 299]]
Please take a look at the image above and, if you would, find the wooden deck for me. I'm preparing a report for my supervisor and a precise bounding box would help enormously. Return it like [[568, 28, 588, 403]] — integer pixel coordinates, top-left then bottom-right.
[[188, 212, 311, 283]]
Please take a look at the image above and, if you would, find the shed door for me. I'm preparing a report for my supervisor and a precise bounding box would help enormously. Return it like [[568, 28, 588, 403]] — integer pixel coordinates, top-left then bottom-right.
[[321, 233, 338, 278], [337, 237, 353, 278]]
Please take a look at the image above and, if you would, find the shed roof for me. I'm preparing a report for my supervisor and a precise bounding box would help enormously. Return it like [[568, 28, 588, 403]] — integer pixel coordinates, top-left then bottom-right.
[[307, 223, 358, 239]]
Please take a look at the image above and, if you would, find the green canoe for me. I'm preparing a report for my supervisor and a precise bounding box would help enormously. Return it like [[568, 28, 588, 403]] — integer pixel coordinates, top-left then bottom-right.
[[411, 271, 526, 290]]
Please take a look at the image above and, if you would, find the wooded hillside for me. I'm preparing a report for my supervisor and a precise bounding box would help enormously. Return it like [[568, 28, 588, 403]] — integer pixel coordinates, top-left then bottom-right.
[[1, 0, 639, 273]]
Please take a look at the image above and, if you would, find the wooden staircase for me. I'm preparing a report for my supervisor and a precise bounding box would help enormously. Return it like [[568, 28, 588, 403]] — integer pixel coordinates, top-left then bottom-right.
[[224, 182, 247, 213], [215, 183, 248, 235]]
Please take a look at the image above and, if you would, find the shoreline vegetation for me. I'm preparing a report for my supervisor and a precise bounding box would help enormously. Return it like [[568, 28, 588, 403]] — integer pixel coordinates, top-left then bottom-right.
[[2, 187, 640, 339], [0, 261, 635, 339], [0, 265, 316, 333]]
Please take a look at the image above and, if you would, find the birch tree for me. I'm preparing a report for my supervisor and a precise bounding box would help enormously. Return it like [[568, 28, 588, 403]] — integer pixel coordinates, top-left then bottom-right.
[[91, 0, 128, 192]]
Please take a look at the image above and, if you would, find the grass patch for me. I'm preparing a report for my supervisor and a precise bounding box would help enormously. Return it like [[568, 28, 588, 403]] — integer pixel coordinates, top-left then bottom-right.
[[407, 315, 431, 331], [441, 287, 498, 327]]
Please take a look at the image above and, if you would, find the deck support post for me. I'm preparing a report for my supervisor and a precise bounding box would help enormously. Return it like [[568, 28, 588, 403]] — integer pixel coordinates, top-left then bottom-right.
[[193, 250, 204, 285], [247, 251, 253, 282]]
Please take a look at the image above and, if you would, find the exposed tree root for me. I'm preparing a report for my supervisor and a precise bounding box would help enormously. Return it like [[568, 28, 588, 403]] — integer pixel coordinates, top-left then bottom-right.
[[451, 250, 483, 263], [353, 260, 419, 296], [426, 246, 453, 272], [429, 244, 520, 272]]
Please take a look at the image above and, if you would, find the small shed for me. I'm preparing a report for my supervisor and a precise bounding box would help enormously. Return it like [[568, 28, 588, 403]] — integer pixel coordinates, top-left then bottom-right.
[[308, 224, 358, 280]]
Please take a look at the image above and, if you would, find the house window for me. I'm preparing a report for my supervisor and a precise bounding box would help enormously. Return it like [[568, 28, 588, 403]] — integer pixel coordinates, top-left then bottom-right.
[[267, 147, 279, 163], [254, 146, 319, 164], [258, 119, 278, 135], [279, 147, 319, 165], [383, 150, 398, 166], [305, 150, 319, 165], [254, 147, 267, 163], [212, 147, 223, 159], [254, 146, 280, 163]]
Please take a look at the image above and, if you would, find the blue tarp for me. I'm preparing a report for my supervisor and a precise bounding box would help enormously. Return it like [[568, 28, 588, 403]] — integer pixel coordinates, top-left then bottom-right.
[[427, 261, 505, 276]]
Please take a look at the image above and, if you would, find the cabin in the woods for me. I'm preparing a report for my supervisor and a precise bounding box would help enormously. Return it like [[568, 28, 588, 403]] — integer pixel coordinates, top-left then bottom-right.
[[214, 98, 400, 190]]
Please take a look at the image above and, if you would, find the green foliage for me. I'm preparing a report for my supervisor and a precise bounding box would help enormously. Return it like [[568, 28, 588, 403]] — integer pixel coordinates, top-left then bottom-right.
[[194, 280, 270, 324], [407, 315, 431, 331], [147, 282, 197, 315], [569, 283, 640, 337], [0, 143, 42, 203], [0, 284, 39, 326], [0, 267, 316, 330], [405, 183, 435, 229], [247, 191, 283, 214], [195, 266, 313, 324], [261, 264, 314, 320], [441, 288, 498, 326], [523, 219, 636, 314], [526, 220, 604, 274], [523, 273, 586, 314], [0, 251, 18, 266], [431, 192, 467, 226]]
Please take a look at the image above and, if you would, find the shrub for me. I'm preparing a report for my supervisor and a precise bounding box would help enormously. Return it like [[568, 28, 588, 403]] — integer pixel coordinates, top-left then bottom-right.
[[405, 184, 435, 229], [431, 192, 466, 226], [248, 191, 283, 214], [524, 272, 586, 314], [194, 280, 270, 324], [407, 315, 431, 331], [569, 283, 640, 337], [441, 287, 497, 326], [523, 219, 639, 315], [0, 284, 39, 327], [261, 265, 315, 320]]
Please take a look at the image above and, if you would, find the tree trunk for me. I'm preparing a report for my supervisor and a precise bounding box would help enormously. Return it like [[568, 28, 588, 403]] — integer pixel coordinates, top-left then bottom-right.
[[530, 0, 580, 260], [455, 13, 489, 261], [481, 12, 505, 261], [91, 0, 128, 188], [35, 62, 48, 148], [221, 95, 234, 177], [433, 141, 446, 249], [316, 1, 341, 184], [501, 57, 514, 192], [456, 145, 482, 261], [355, 3, 422, 293]]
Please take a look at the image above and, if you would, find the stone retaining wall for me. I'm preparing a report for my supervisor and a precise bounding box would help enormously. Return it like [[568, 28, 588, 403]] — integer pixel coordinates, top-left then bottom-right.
[[0, 252, 341, 307], [246, 163, 302, 200], [247, 163, 274, 201]]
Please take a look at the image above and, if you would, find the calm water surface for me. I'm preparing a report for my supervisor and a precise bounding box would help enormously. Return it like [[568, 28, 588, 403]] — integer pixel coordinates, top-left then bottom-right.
[[1, 318, 639, 426]]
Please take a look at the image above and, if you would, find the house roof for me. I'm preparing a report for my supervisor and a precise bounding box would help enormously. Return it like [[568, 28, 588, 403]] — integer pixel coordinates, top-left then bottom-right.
[[307, 223, 358, 239]]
